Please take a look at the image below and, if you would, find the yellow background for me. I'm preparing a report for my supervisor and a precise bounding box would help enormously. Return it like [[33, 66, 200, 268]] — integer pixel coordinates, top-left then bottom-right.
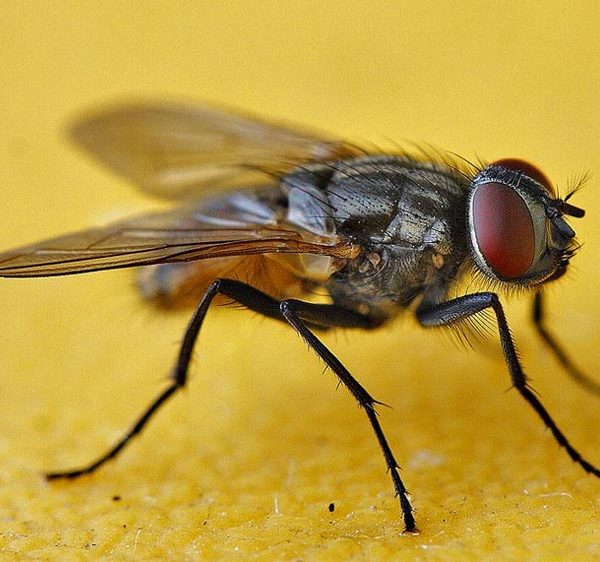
[[1, 2, 600, 560]]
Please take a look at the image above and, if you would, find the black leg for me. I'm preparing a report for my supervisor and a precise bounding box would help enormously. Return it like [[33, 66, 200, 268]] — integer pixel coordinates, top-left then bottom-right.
[[280, 298, 416, 532], [417, 292, 600, 477], [46, 385, 178, 479], [532, 292, 600, 395], [46, 279, 416, 530], [46, 277, 242, 479]]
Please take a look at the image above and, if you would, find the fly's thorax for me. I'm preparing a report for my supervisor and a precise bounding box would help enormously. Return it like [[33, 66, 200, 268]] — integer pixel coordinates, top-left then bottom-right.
[[306, 155, 473, 317], [284, 155, 471, 238], [467, 159, 584, 287], [324, 156, 469, 236]]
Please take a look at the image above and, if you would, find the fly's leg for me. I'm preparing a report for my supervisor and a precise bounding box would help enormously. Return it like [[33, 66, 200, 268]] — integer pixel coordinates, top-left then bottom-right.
[[46, 276, 239, 479], [45, 279, 417, 531], [279, 298, 416, 533], [46, 385, 179, 479], [417, 292, 600, 477], [532, 292, 600, 395]]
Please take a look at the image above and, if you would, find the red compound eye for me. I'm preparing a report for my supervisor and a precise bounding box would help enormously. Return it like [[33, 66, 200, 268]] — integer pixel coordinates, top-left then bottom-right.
[[492, 158, 555, 196], [472, 181, 535, 279]]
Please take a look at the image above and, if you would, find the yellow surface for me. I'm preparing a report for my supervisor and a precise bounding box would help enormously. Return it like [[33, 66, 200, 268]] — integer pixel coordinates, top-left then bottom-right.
[[1, 2, 600, 560]]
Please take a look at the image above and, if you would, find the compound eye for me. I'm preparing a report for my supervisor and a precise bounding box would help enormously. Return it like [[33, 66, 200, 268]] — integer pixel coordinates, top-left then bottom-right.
[[472, 181, 535, 279], [491, 158, 555, 196]]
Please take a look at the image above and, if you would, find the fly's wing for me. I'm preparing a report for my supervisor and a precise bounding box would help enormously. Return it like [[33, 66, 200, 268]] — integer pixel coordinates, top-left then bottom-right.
[[0, 196, 358, 278], [71, 102, 357, 199]]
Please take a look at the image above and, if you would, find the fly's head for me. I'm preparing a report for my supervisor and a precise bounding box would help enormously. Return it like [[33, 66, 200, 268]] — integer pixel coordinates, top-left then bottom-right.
[[467, 158, 585, 288]]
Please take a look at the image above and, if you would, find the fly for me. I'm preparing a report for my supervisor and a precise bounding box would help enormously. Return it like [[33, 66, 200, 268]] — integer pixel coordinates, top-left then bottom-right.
[[0, 103, 596, 533]]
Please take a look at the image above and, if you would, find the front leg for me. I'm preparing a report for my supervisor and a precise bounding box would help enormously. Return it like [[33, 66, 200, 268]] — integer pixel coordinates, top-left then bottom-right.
[[417, 292, 600, 477]]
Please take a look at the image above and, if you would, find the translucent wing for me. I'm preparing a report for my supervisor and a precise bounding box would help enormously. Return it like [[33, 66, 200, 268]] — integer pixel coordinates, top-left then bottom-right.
[[71, 102, 356, 199], [0, 194, 357, 278]]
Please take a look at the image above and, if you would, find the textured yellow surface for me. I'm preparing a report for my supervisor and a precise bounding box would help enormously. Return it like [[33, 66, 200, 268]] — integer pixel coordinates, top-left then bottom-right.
[[1, 2, 600, 560]]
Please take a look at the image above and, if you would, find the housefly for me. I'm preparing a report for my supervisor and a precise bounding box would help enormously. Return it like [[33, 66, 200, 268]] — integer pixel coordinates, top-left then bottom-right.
[[0, 103, 596, 533]]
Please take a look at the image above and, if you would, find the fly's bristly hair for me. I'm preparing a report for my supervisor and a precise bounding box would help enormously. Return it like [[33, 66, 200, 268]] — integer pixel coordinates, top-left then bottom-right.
[[553, 242, 583, 285], [564, 170, 590, 201], [385, 139, 484, 184], [433, 308, 496, 352], [435, 277, 498, 350], [346, 139, 385, 157], [463, 259, 543, 299], [328, 136, 484, 184]]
